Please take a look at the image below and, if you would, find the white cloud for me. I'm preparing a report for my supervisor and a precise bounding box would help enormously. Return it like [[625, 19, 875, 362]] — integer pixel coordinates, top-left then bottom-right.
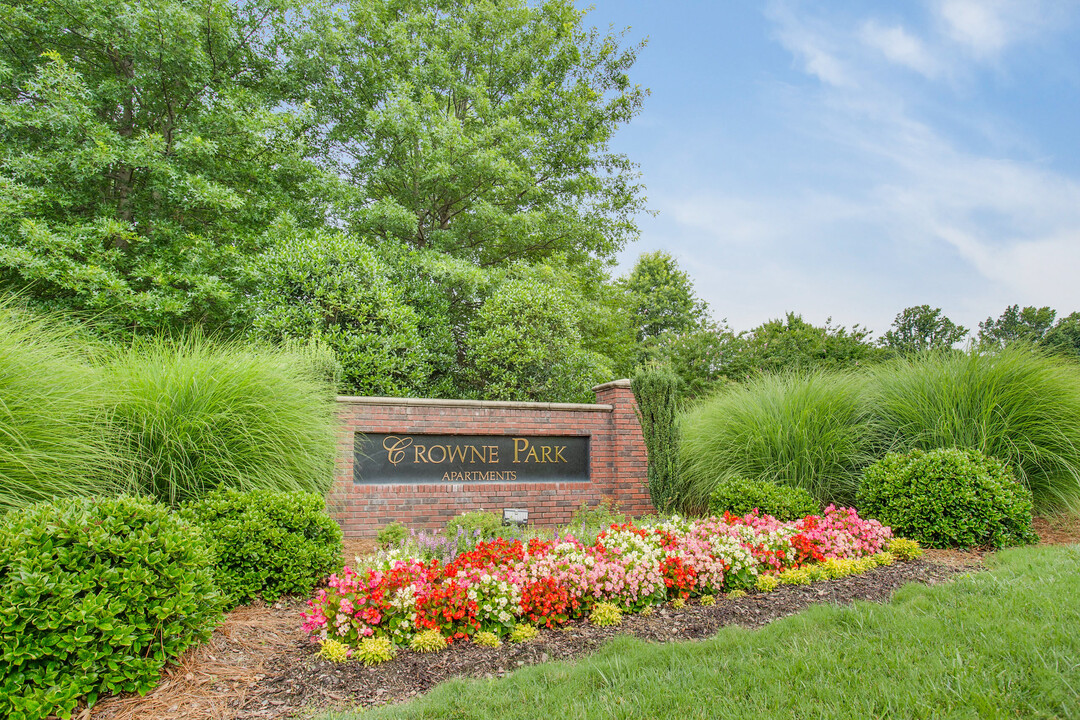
[[936, 0, 1010, 56], [860, 20, 940, 78], [932, 0, 1073, 58], [766, 2, 856, 87]]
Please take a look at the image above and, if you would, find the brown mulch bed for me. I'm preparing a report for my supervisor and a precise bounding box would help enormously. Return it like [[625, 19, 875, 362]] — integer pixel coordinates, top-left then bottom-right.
[[91, 558, 961, 720]]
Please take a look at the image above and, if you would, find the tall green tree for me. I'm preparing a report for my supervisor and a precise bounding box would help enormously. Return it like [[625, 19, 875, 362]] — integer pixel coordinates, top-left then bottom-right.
[[880, 305, 968, 355], [0, 0, 328, 333], [978, 305, 1057, 350], [1042, 312, 1080, 358], [286, 0, 648, 268], [621, 250, 709, 342]]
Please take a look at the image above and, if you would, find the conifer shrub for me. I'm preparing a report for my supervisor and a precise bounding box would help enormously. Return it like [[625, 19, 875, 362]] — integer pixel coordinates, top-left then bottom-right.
[[0, 496, 221, 720], [632, 365, 682, 511], [858, 448, 1038, 549], [182, 489, 343, 608]]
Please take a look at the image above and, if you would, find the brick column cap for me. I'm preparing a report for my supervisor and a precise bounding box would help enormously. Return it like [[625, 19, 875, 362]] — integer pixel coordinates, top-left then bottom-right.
[[591, 379, 632, 392]]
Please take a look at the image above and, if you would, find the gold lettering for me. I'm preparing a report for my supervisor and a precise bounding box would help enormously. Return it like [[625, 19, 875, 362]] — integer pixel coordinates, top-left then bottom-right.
[[524, 445, 539, 463], [513, 438, 528, 463], [383, 436, 414, 466], [469, 446, 485, 463], [541, 446, 553, 463], [554, 446, 567, 463], [414, 444, 428, 463], [508, 471, 517, 481], [427, 445, 447, 463], [441, 472, 450, 481], [448, 445, 468, 463], [487, 445, 499, 463]]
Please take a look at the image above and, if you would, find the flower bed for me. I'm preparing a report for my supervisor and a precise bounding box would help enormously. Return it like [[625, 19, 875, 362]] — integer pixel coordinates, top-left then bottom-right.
[[302, 506, 895, 658]]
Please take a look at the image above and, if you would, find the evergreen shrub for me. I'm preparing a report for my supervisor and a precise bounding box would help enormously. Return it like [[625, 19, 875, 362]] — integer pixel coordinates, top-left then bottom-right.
[[0, 496, 221, 720], [858, 448, 1038, 549], [632, 365, 682, 512], [182, 489, 343, 608], [709, 477, 819, 521]]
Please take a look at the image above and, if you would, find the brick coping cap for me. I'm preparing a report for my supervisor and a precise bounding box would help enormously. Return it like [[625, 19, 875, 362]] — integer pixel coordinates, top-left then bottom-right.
[[591, 379, 632, 392], [336, 395, 613, 412]]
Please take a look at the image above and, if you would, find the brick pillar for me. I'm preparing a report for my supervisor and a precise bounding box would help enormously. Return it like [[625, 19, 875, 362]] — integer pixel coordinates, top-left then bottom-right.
[[592, 380, 654, 516]]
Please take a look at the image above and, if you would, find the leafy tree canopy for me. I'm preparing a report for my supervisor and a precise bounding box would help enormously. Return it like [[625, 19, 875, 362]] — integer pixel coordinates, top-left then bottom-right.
[[880, 305, 968, 355], [0, 0, 329, 333], [731, 313, 882, 378], [978, 305, 1057, 350], [285, 0, 648, 269], [621, 250, 708, 342], [1042, 312, 1080, 358]]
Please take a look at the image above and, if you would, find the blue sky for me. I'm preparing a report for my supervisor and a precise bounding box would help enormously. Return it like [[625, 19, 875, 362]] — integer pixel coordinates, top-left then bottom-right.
[[583, 0, 1080, 339]]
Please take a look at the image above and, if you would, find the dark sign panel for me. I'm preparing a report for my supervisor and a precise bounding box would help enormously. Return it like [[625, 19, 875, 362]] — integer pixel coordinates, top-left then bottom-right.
[[354, 433, 589, 485]]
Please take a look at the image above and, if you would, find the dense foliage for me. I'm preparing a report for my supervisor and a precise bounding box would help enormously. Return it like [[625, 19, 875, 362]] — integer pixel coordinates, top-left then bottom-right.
[[0, 305, 339, 511], [103, 335, 338, 504], [631, 365, 682, 511], [0, 303, 118, 511], [709, 478, 819, 521], [858, 449, 1038, 549], [247, 230, 432, 396], [182, 489, 344, 608], [867, 347, 1080, 513], [680, 372, 870, 509], [0, 496, 221, 720], [0, 0, 329, 334], [284, 0, 647, 267], [879, 305, 968, 355]]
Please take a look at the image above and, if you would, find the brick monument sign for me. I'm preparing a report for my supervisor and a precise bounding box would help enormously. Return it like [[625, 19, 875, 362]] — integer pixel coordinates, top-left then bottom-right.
[[329, 380, 653, 537]]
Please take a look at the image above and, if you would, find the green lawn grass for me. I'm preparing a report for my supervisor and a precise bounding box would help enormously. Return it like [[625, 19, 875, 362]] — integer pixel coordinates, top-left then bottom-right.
[[324, 545, 1080, 720]]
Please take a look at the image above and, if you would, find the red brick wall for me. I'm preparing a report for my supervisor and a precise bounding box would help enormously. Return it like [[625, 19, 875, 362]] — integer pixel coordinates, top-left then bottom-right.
[[329, 380, 653, 537]]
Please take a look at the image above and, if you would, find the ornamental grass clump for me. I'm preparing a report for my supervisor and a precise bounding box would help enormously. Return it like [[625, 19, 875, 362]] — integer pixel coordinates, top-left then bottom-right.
[[699, 594, 716, 606], [867, 347, 1080, 513], [680, 371, 871, 509], [589, 602, 623, 627], [0, 302, 120, 511], [101, 334, 338, 505], [0, 496, 221, 720]]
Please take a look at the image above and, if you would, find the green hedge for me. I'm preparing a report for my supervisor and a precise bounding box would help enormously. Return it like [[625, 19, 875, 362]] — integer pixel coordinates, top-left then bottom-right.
[[857, 448, 1038, 549], [182, 489, 343, 608], [709, 477, 819, 521], [0, 496, 221, 720]]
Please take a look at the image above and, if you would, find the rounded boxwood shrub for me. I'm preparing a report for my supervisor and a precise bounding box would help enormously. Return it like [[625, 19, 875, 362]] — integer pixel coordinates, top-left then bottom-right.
[[0, 496, 221, 720], [182, 489, 343, 608], [709, 477, 819, 521], [857, 448, 1038, 549]]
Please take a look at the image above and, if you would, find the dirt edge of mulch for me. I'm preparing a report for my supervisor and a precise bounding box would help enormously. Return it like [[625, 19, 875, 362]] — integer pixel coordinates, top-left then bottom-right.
[[90, 557, 970, 720]]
